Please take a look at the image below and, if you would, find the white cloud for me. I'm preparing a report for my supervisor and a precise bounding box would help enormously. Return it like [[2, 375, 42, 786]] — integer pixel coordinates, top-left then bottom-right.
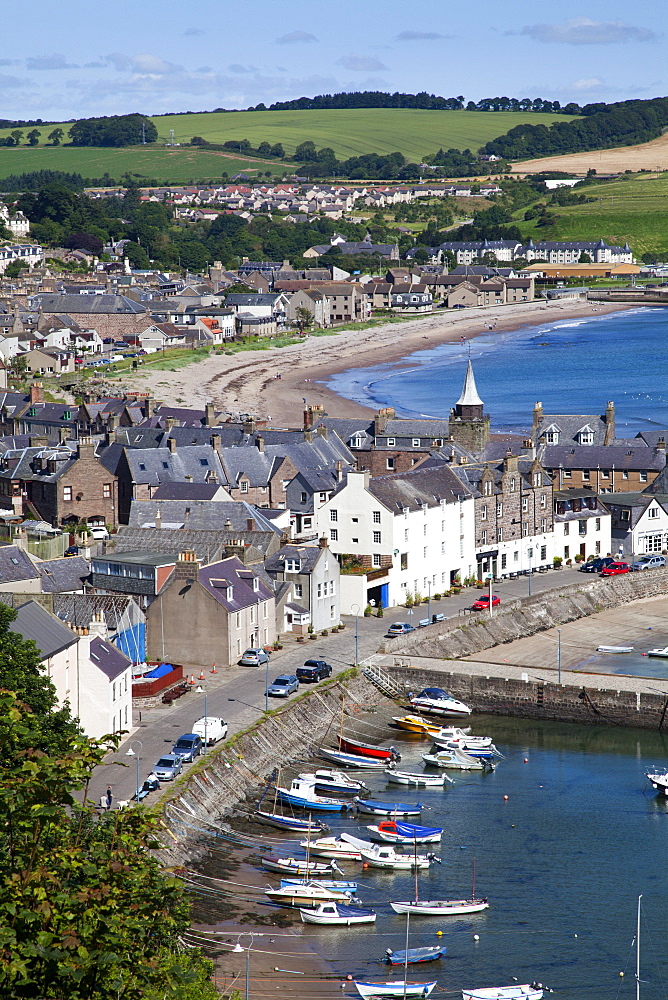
[[519, 18, 658, 45], [395, 31, 449, 41], [276, 31, 318, 44], [337, 55, 387, 71], [26, 54, 78, 70], [103, 53, 183, 75]]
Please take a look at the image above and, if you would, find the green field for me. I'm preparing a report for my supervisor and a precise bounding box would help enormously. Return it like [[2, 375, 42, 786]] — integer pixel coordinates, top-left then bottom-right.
[[0, 109, 575, 181], [514, 173, 668, 257]]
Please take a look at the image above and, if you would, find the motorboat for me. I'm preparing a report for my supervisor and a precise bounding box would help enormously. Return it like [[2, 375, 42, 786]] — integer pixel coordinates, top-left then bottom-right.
[[386, 769, 451, 786], [339, 735, 401, 761], [431, 725, 473, 740], [304, 836, 364, 860], [462, 987, 542, 1000], [431, 740, 499, 759], [646, 769, 668, 795], [422, 748, 492, 771], [298, 769, 367, 795], [391, 897, 490, 916], [355, 798, 424, 816], [300, 901, 376, 925], [358, 845, 437, 870], [281, 877, 358, 892], [368, 820, 442, 844], [265, 883, 354, 907], [409, 687, 472, 718], [391, 715, 443, 736], [261, 855, 340, 876], [647, 646, 668, 658], [431, 729, 492, 750], [354, 979, 437, 998], [386, 945, 447, 965], [319, 747, 391, 769], [597, 645, 633, 653], [255, 810, 328, 833], [276, 778, 354, 812]]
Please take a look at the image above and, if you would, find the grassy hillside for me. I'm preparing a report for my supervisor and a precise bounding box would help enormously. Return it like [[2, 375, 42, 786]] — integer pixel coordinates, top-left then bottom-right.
[[514, 173, 668, 257]]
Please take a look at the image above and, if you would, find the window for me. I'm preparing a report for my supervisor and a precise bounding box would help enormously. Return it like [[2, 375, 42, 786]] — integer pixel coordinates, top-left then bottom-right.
[[578, 430, 594, 445], [582, 470, 590, 481], [622, 470, 629, 480], [563, 470, 572, 479], [423, 546, 428, 558], [423, 524, 427, 536], [103, 483, 111, 499], [387, 437, 395, 447], [595, 517, 601, 530], [545, 430, 559, 444], [541, 518, 547, 532], [481, 504, 487, 521], [441, 542, 445, 554], [522, 522, 529, 537], [497, 527, 503, 542], [496, 502, 503, 517], [63, 486, 72, 501], [301, 492, 307, 504], [441, 520, 445, 532], [317, 583, 322, 598], [533, 473, 541, 487], [646, 534, 663, 552], [404, 528, 409, 542], [509, 477, 516, 492], [648, 507, 659, 519], [386, 458, 395, 470], [620, 510, 630, 522], [330, 509, 338, 522], [483, 480, 493, 496], [373, 554, 381, 567], [640, 471, 648, 482], [540, 494, 546, 509], [522, 496, 528, 512], [601, 470, 610, 479], [351, 536, 358, 544], [501, 554, 507, 570], [373, 510, 381, 523], [481, 529, 487, 544], [412, 438, 420, 448], [540, 545, 547, 561], [294, 583, 303, 598], [373, 531, 381, 544], [564, 545, 570, 559], [401, 553, 408, 570], [240, 480, 249, 493], [513, 550, 519, 562], [564, 522, 570, 536], [263, 600, 268, 618], [285, 558, 300, 572], [595, 541, 601, 555], [330, 580, 336, 596], [199, 458, 209, 467], [319, 492, 327, 503]]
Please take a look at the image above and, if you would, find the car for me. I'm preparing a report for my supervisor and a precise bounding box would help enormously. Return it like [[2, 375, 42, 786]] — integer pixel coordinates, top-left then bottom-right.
[[103, 337, 115, 344], [600, 561, 630, 577], [579, 557, 615, 573], [64, 545, 79, 557], [239, 647, 270, 666], [89, 525, 109, 540], [171, 733, 203, 762], [192, 716, 228, 745], [267, 674, 300, 698], [471, 594, 501, 610], [296, 659, 333, 683], [386, 622, 416, 637], [630, 554, 667, 571], [153, 754, 184, 781]]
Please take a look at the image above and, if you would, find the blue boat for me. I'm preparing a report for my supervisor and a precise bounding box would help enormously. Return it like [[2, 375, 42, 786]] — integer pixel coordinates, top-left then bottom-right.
[[276, 778, 354, 812], [369, 820, 442, 844], [386, 945, 447, 965], [356, 798, 424, 817]]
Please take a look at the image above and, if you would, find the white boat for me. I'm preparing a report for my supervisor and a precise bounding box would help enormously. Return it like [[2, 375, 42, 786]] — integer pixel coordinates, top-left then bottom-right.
[[386, 769, 450, 786], [261, 855, 340, 876], [298, 769, 367, 795], [647, 646, 668, 658], [265, 883, 354, 908], [276, 777, 353, 811], [299, 901, 376, 925], [422, 748, 490, 771], [368, 820, 442, 844], [391, 897, 489, 915], [462, 987, 542, 1000], [597, 645, 633, 653], [355, 979, 437, 998], [409, 687, 472, 718], [304, 835, 363, 859], [646, 770, 668, 795], [359, 845, 437, 870], [431, 730, 492, 750]]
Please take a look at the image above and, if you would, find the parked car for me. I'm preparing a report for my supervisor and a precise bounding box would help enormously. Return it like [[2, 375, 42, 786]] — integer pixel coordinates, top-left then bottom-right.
[[600, 561, 630, 577], [89, 525, 109, 540], [153, 754, 184, 781], [64, 545, 79, 557], [386, 622, 415, 637], [579, 557, 615, 573], [472, 594, 501, 610], [296, 659, 332, 683], [239, 647, 270, 666], [171, 733, 203, 762], [267, 674, 300, 698], [630, 554, 667, 571], [192, 716, 228, 746]]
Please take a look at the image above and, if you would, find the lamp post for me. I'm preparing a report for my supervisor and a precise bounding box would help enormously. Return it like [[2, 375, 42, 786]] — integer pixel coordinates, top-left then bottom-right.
[[427, 580, 431, 624], [351, 603, 360, 667], [195, 684, 209, 747], [125, 740, 143, 802], [233, 934, 254, 1000], [557, 628, 562, 684], [527, 547, 533, 596]]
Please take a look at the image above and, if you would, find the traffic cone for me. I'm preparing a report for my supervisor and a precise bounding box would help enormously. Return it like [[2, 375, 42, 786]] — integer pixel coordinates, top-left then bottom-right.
[[189, 674, 195, 685], [211, 663, 217, 674], [199, 669, 205, 680]]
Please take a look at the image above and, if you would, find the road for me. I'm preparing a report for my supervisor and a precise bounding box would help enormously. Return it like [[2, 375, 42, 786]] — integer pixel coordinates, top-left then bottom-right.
[[92, 566, 584, 808]]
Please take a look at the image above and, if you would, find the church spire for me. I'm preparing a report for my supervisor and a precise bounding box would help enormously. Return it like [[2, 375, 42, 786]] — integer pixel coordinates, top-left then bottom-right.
[[456, 359, 483, 408]]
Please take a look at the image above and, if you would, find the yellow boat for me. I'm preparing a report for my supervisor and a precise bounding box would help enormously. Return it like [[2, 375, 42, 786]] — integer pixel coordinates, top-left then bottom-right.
[[392, 715, 442, 736]]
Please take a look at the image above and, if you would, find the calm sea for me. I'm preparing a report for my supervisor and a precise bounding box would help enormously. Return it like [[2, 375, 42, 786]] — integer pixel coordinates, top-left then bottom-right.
[[325, 307, 668, 434]]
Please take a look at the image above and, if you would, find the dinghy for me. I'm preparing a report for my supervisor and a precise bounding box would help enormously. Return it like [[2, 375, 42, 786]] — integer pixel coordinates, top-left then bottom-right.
[[386, 769, 450, 786], [304, 836, 364, 860], [300, 901, 376, 925], [265, 883, 354, 908], [391, 897, 490, 915], [355, 798, 424, 816], [319, 747, 391, 769], [261, 855, 340, 876], [597, 645, 633, 653], [391, 715, 443, 735], [368, 820, 442, 844], [462, 987, 542, 1000], [647, 646, 668, 658], [386, 946, 447, 965], [422, 748, 492, 770], [355, 979, 437, 998], [255, 810, 328, 833], [409, 687, 472, 718], [358, 844, 437, 870], [281, 877, 358, 892], [431, 730, 493, 750], [339, 735, 401, 760], [298, 769, 367, 795]]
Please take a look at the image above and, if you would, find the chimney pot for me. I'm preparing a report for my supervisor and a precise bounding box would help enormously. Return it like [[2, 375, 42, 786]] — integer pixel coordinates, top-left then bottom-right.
[[168, 437, 176, 453]]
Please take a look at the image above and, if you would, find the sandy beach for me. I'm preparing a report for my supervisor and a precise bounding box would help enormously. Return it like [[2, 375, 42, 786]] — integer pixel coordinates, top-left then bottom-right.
[[127, 299, 630, 425]]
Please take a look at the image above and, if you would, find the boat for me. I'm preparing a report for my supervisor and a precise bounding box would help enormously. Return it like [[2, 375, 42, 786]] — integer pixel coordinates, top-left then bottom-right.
[[386, 946, 447, 965], [264, 883, 354, 908], [261, 855, 341, 876], [355, 798, 424, 816], [281, 877, 358, 892], [298, 769, 367, 795], [409, 687, 472, 718], [431, 730, 493, 750], [597, 645, 634, 653], [319, 747, 391, 769], [304, 836, 364, 860], [391, 715, 444, 736], [422, 748, 492, 771], [647, 646, 668, 658], [339, 735, 401, 761], [430, 740, 499, 759], [368, 820, 442, 844], [462, 988, 542, 1000], [391, 897, 490, 915], [431, 725, 473, 741], [255, 810, 328, 833], [300, 901, 376, 925], [276, 777, 354, 812], [354, 979, 437, 998], [646, 769, 668, 795], [358, 844, 438, 870], [386, 769, 450, 786]]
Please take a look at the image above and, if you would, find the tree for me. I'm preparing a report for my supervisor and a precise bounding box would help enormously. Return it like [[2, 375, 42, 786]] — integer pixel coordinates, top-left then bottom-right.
[[3, 260, 23, 279], [26, 129, 41, 146], [69, 114, 157, 147], [65, 232, 104, 255], [579, 252, 592, 263], [123, 241, 150, 269], [47, 128, 64, 145], [10, 130, 23, 146], [190, 136, 209, 146], [295, 306, 314, 332]]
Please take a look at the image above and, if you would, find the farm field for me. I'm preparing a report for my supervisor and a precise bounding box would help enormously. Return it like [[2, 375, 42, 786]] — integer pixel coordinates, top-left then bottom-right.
[[510, 130, 668, 176], [0, 109, 575, 165]]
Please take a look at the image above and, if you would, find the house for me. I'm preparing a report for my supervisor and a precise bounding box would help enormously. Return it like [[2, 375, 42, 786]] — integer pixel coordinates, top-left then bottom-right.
[[136, 323, 187, 352], [540, 443, 666, 493], [22, 348, 75, 375], [32, 293, 150, 339], [391, 288, 433, 313], [604, 492, 668, 558], [145, 552, 276, 667], [552, 488, 612, 563], [235, 313, 277, 338], [287, 288, 331, 328], [0, 244, 43, 274], [532, 401, 616, 448], [265, 538, 340, 633], [90, 551, 177, 607]]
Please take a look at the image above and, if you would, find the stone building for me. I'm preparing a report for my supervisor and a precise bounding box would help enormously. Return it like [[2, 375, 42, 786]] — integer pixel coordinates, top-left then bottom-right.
[[449, 360, 491, 454]]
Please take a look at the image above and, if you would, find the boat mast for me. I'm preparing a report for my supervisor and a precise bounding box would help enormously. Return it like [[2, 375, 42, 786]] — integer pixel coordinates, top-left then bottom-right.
[[403, 909, 410, 1000], [413, 837, 419, 903], [472, 857, 477, 902], [636, 894, 642, 1000]]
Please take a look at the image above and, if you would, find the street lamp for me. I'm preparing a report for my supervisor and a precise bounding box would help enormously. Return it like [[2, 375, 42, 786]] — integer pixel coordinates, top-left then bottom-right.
[[427, 579, 431, 624], [125, 739, 143, 802], [195, 684, 209, 747], [527, 547, 533, 596], [351, 603, 360, 667], [232, 934, 254, 1000]]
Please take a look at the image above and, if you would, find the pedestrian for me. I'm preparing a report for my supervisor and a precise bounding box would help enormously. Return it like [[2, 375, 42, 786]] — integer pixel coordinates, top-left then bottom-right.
[[105, 786, 113, 810]]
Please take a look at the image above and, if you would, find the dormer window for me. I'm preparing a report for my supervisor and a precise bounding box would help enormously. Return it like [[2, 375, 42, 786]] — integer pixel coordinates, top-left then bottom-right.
[[544, 430, 559, 444], [387, 438, 395, 447], [285, 559, 301, 572], [253, 577, 260, 591], [577, 427, 594, 445], [351, 436, 364, 448], [483, 480, 493, 497], [226, 586, 233, 601]]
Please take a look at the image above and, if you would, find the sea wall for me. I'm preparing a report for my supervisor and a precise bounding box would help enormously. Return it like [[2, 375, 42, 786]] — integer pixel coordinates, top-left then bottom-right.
[[382, 568, 668, 660]]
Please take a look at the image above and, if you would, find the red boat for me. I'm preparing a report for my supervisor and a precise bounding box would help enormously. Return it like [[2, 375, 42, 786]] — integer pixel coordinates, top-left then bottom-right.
[[338, 736, 401, 761]]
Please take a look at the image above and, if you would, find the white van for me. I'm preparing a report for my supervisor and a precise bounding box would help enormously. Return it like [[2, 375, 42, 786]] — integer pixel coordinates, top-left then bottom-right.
[[192, 716, 228, 746]]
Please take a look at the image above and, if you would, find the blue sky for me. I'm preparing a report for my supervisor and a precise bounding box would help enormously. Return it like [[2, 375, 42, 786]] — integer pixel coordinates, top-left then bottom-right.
[[1, 0, 666, 121]]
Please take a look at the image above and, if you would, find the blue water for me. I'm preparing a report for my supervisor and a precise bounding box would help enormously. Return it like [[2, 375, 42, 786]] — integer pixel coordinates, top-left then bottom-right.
[[326, 308, 668, 434]]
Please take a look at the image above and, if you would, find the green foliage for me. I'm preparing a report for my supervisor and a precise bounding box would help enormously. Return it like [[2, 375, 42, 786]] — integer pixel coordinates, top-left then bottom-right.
[[69, 114, 158, 148], [3, 260, 22, 278], [26, 129, 41, 147], [48, 128, 64, 146]]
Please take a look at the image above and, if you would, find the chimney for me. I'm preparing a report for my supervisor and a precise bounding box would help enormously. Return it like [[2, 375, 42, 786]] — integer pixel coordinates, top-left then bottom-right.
[[247, 517, 256, 531], [155, 509, 162, 530], [532, 401, 543, 433], [243, 416, 256, 435], [210, 432, 221, 454], [319, 536, 329, 548], [29, 435, 48, 448], [256, 436, 264, 452], [304, 429, 314, 443], [224, 518, 233, 530], [168, 437, 177, 453], [30, 383, 44, 404], [336, 460, 343, 482], [655, 437, 666, 453], [604, 400, 615, 445], [165, 416, 175, 432], [503, 450, 519, 473], [108, 412, 120, 431], [58, 427, 69, 444], [316, 424, 328, 439], [174, 549, 201, 584], [375, 407, 395, 434], [521, 438, 535, 458], [303, 403, 325, 430], [205, 401, 216, 426], [145, 396, 154, 419]]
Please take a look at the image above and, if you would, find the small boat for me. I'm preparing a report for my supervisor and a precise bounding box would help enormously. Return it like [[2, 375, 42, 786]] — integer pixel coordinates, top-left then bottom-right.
[[339, 735, 401, 761], [392, 715, 443, 735], [355, 979, 437, 998], [386, 946, 447, 965], [431, 730, 493, 750], [368, 820, 442, 844], [281, 877, 358, 891], [300, 901, 376, 925], [265, 883, 354, 908], [320, 747, 391, 769], [276, 778, 353, 812], [304, 835, 364, 860], [646, 770, 668, 795], [299, 769, 367, 795], [647, 646, 668, 658], [422, 749, 491, 771], [359, 845, 437, 870], [261, 855, 340, 876], [391, 897, 489, 915], [431, 740, 499, 759], [255, 810, 328, 833], [462, 987, 542, 1000], [597, 645, 633, 653], [386, 769, 450, 786], [356, 798, 424, 817], [409, 687, 472, 718], [431, 725, 473, 741]]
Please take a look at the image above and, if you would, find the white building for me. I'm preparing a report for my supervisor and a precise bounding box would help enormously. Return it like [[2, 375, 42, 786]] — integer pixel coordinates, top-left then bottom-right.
[[0, 244, 43, 274], [606, 493, 668, 558], [0, 202, 30, 238], [553, 488, 612, 563]]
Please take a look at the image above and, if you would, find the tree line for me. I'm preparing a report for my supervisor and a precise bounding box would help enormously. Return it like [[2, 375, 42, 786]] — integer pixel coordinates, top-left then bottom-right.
[[221, 90, 578, 113]]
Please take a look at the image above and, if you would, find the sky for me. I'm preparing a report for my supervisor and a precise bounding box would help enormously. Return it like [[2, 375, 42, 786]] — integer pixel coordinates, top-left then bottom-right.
[[1, 0, 666, 121]]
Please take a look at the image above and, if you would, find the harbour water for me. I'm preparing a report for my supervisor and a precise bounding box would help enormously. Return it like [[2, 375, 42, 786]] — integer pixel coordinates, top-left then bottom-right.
[[325, 307, 668, 434], [271, 715, 668, 1000]]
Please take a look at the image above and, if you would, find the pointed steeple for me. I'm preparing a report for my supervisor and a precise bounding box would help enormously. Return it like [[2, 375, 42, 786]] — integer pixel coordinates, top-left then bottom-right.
[[456, 359, 483, 408]]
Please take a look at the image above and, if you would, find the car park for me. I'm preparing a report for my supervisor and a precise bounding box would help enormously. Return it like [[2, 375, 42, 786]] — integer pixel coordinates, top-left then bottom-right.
[[386, 622, 415, 637], [600, 561, 630, 577], [171, 733, 203, 762], [579, 557, 615, 573], [296, 659, 332, 682], [239, 647, 270, 666], [267, 674, 300, 698], [153, 754, 184, 781], [471, 594, 501, 610], [630, 555, 667, 571]]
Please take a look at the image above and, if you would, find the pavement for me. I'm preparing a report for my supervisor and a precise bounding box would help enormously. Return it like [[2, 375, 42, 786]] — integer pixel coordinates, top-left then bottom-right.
[[90, 566, 590, 809]]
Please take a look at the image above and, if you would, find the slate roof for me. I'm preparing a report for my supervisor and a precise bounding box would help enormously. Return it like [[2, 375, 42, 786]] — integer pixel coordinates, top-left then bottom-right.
[[89, 637, 131, 680], [534, 413, 609, 446], [265, 543, 324, 576], [112, 527, 232, 563], [367, 464, 472, 514], [122, 444, 225, 487], [0, 445, 77, 484], [33, 293, 148, 315], [127, 498, 281, 535], [198, 556, 273, 612], [642, 463, 668, 496], [540, 445, 665, 471], [151, 482, 227, 501], [0, 545, 40, 583], [37, 556, 91, 593], [377, 418, 452, 440], [12, 599, 77, 658]]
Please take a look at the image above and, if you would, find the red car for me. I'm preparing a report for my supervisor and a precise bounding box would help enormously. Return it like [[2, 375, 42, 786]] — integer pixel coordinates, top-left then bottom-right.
[[472, 594, 501, 610], [600, 561, 630, 577]]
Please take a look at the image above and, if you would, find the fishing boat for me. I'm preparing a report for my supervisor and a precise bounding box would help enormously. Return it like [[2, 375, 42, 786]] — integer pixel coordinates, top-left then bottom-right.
[[386, 769, 450, 786], [359, 844, 438, 870], [304, 836, 364, 860], [299, 901, 376, 925], [255, 810, 328, 833], [276, 777, 353, 812], [298, 769, 367, 795], [422, 748, 492, 771], [355, 980, 437, 998], [339, 735, 401, 761], [462, 987, 543, 1000], [368, 820, 442, 844], [646, 769, 668, 794], [319, 747, 391, 769], [647, 646, 668, 658], [265, 883, 354, 908], [281, 877, 358, 891], [392, 856, 489, 917], [597, 645, 633, 653], [355, 798, 424, 816], [409, 687, 472, 718], [261, 855, 340, 876], [386, 946, 447, 965], [391, 715, 443, 736]]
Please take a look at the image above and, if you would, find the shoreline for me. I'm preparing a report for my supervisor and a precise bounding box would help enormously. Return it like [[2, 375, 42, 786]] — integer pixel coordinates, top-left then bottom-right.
[[130, 299, 631, 425]]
